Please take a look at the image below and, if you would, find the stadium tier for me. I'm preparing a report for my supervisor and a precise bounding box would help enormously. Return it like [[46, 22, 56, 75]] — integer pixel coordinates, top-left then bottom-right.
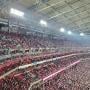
[[0, 0, 90, 90]]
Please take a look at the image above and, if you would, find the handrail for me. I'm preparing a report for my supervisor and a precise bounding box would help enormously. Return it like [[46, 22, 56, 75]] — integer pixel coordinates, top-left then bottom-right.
[[0, 52, 90, 80], [28, 58, 86, 90], [18, 52, 90, 69]]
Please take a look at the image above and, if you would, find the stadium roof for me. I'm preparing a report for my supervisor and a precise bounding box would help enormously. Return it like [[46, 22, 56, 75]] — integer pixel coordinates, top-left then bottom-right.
[[0, 0, 90, 35]]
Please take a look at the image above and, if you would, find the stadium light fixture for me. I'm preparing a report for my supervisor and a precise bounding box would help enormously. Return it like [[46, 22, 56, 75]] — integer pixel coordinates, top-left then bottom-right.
[[40, 20, 47, 27], [67, 31, 72, 35], [10, 8, 24, 17], [80, 32, 84, 36], [60, 28, 65, 33]]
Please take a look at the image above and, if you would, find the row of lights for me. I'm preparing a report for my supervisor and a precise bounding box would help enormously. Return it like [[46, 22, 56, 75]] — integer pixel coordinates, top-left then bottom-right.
[[60, 28, 72, 35], [60, 28, 85, 36], [40, 19, 85, 37], [10, 8, 85, 37]]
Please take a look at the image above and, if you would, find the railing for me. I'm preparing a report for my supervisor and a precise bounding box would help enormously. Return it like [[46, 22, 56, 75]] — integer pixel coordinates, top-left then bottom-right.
[[0, 51, 90, 80]]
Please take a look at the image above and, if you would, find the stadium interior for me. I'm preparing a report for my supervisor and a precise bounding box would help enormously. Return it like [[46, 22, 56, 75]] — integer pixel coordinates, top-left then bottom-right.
[[0, 0, 90, 90]]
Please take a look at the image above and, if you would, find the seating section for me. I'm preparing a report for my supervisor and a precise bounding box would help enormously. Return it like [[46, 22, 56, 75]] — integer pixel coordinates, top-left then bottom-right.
[[0, 54, 87, 90], [0, 31, 30, 53], [44, 59, 90, 90], [0, 51, 78, 76], [0, 61, 65, 89], [0, 31, 89, 90], [0, 31, 63, 56]]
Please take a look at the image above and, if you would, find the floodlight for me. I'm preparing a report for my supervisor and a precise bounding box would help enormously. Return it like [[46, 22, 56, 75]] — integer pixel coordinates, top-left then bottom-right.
[[10, 8, 24, 17], [40, 20, 47, 27], [80, 33, 84, 36], [68, 31, 72, 35], [60, 28, 65, 32]]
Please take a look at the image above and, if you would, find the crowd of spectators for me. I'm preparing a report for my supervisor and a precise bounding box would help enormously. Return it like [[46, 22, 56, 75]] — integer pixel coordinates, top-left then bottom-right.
[[0, 31, 90, 90], [0, 53, 90, 90], [0, 31, 63, 56], [0, 51, 77, 76], [43, 59, 90, 90]]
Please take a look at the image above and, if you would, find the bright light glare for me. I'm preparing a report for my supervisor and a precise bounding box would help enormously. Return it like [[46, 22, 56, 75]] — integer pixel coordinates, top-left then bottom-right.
[[40, 20, 47, 27], [60, 28, 65, 32], [80, 33, 84, 36], [10, 8, 24, 17], [68, 31, 72, 35]]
